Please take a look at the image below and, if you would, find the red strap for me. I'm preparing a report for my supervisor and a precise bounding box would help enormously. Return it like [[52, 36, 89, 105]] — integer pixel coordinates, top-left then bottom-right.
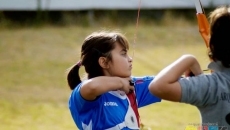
[[126, 92, 140, 127]]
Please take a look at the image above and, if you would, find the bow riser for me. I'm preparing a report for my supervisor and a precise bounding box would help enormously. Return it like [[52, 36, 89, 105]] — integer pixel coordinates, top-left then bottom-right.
[[195, 0, 210, 48], [196, 13, 210, 47]]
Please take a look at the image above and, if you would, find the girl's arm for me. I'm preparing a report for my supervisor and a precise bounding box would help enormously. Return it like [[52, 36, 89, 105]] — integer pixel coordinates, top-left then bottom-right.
[[148, 54, 202, 102], [80, 76, 134, 100]]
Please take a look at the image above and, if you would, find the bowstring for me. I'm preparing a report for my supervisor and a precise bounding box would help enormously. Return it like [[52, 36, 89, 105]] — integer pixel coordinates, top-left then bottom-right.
[[132, 0, 142, 60], [133, 0, 151, 129]]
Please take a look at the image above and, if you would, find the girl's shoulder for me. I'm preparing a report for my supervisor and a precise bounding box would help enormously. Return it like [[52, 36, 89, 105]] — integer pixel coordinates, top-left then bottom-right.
[[132, 76, 154, 82]]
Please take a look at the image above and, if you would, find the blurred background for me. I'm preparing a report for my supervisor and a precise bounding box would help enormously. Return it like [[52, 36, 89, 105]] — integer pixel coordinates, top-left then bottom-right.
[[1, 0, 230, 27], [0, 0, 229, 130]]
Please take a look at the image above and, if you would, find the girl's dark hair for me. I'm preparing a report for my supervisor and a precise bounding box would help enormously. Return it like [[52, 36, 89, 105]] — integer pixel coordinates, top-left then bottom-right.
[[67, 31, 129, 90], [208, 6, 230, 67]]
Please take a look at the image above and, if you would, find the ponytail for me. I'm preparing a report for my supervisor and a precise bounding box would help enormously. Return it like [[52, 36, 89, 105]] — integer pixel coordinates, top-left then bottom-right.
[[67, 62, 82, 90]]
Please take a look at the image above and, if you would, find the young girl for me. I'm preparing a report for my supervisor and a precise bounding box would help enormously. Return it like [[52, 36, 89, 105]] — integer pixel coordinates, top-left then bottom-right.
[[67, 31, 161, 130], [149, 6, 230, 127]]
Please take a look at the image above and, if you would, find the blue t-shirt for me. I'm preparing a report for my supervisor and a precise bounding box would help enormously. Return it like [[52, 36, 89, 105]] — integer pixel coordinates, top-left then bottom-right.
[[69, 76, 161, 130]]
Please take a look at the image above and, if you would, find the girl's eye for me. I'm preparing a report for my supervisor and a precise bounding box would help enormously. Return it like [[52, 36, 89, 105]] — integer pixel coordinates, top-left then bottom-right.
[[122, 52, 127, 56]]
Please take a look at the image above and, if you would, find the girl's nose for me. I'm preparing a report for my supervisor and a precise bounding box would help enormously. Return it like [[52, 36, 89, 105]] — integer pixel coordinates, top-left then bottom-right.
[[128, 56, 133, 62]]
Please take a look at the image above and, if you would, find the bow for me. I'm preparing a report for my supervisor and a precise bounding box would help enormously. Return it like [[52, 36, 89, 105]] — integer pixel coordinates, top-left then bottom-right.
[[132, 0, 142, 59], [194, 0, 210, 48], [194, 0, 213, 73]]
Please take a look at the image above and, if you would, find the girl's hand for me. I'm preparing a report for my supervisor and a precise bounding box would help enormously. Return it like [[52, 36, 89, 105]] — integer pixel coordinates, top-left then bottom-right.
[[184, 69, 195, 77], [120, 78, 134, 93]]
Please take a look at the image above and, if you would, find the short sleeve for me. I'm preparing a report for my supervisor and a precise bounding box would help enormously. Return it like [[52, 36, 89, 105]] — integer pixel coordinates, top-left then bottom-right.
[[179, 74, 219, 107], [132, 76, 161, 108], [69, 83, 100, 112]]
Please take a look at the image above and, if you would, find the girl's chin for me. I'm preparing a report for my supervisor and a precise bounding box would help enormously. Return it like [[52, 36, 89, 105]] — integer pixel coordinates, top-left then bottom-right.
[[119, 75, 131, 78], [116, 72, 132, 77], [125, 72, 131, 76]]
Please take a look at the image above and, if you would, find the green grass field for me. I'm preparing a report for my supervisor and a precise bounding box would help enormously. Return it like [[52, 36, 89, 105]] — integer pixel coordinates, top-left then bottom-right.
[[0, 20, 211, 130]]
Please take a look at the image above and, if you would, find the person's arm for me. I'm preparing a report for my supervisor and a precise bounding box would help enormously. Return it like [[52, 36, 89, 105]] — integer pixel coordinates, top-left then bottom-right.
[[80, 76, 134, 100], [148, 54, 202, 102]]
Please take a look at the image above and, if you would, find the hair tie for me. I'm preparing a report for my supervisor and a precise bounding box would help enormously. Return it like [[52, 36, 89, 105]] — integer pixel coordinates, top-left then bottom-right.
[[76, 61, 82, 67]]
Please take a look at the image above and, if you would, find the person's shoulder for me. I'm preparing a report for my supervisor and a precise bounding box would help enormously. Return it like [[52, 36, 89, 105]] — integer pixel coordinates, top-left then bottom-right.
[[131, 76, 155, 84], [131, 75, 155, 80], [71, 82, 84, 94]]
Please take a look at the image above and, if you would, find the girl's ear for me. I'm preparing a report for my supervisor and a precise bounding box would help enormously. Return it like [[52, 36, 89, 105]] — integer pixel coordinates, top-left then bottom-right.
[[98, 57, 109, 69]]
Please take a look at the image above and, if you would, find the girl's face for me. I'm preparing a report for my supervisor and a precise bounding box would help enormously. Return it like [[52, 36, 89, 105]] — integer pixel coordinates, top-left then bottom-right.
[[106, 42, 132, 77]]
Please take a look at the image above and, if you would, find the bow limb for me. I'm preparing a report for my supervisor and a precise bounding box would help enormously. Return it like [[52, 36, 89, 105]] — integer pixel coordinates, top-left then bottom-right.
[[194, 0, 210, 48]]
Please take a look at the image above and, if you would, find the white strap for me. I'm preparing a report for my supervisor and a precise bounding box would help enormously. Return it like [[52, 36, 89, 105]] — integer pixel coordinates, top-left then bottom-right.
[[105, 122, 126, 130], [105, 94, 139, 130]]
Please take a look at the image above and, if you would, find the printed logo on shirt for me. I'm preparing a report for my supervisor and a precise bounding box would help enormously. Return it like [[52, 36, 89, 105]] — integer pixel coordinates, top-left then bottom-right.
[[135, 79, 143, 84], [185, 123, 228, 130], [104, 102, 118, 106], [219, 92, 230, 103]]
